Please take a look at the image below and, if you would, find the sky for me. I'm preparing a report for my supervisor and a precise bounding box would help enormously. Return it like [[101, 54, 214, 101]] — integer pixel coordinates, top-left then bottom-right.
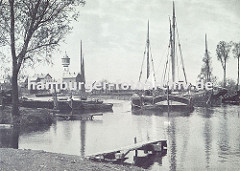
[[26, 0, 240, 84]]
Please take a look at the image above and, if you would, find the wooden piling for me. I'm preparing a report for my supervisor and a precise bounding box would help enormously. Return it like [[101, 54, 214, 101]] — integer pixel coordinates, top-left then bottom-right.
[[134, 137, 138, 157]]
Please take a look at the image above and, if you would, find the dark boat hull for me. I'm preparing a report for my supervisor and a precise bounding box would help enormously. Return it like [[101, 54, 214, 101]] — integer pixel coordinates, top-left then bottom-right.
[[21, 100, 54, 109], [21, 99, 113, 112], [222, 90, 240, 105], [191, 89, 227, 107], [131, 94, 194, 112], [58, 100, 113, 112]]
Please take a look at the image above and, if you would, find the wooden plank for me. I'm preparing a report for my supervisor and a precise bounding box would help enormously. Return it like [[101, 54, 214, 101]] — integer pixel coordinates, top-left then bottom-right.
[[87, 139, 167, 158]]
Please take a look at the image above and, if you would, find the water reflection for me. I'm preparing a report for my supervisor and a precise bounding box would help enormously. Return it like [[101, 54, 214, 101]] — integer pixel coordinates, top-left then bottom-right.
[[20, 124, 51, 134], [132, 109, 191, 117], [134, 151, 167, 169], [0, 126, 19, 149], [203, 108, 213, 168], [217, 106, 230, 163], [0, 101, 240, 170], [168, 119, 177, 171], [80, 120, 86, 157]]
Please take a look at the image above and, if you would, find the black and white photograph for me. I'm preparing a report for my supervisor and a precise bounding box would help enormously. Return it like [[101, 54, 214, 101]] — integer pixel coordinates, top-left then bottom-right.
[[0, 0, 240, 170]]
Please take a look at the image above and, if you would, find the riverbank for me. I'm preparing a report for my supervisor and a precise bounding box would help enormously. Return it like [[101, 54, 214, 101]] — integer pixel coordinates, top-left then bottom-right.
[[0, 106, 54, 125], [0, 148, 144, 171]]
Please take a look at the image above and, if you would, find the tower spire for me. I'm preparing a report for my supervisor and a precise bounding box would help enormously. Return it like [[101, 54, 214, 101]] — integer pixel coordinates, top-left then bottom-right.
[[80, 40, 83, 74], [80, 40, 85, 92]]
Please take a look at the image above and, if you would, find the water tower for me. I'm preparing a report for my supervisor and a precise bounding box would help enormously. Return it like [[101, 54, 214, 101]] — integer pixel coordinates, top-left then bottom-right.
[[62, 52, 70, 75]]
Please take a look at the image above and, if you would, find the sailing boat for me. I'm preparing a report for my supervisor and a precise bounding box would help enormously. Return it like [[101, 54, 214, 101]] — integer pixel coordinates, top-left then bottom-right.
[[191, 35, 227, 107], [131, 2, 193, 112]]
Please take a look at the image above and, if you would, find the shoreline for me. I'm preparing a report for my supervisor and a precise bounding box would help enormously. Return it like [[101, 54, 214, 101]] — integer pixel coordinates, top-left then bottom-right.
[[0, 148, 145, 171]]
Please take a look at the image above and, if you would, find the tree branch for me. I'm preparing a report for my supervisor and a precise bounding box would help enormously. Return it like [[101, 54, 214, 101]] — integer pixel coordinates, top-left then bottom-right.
[[27, 42, 58, 53]]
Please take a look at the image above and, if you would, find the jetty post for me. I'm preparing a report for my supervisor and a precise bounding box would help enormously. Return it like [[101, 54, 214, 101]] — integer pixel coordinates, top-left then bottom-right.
[[134, 137, 138, 157]]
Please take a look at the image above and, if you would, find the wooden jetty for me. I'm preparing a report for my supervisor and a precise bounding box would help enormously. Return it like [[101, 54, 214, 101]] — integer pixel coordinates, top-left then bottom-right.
[[86, 139, 167, 163]]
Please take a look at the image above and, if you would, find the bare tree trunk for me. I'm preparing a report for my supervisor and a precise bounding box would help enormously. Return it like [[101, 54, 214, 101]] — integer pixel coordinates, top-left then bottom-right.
[[9, 0, 20, 116], [237, 56, 239, 91], [12, 69, 19, 116], [223, 66, 226, 88]]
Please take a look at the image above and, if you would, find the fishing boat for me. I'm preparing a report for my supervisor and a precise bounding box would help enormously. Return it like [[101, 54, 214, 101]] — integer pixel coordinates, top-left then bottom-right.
[[190, 34, 227, 107], [131, 2, 193, 112]]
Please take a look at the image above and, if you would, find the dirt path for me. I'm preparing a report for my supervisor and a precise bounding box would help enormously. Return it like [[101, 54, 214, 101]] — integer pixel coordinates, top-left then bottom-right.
[[0, 148, 145, 171]]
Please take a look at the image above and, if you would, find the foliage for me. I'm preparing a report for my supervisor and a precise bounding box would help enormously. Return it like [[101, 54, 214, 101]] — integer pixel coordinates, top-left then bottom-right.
[[216, 41, 231, 87], [232, 42, 240, 59], [198, 51, 213, 83], [0, 0, 85, 72], [0, 0, 85, 115]]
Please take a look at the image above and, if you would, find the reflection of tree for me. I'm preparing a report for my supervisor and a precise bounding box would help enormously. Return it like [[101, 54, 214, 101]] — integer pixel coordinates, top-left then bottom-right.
[[218, 107, 230, 161], [0, 127, 19, 149], [80, 120, 86, 157]]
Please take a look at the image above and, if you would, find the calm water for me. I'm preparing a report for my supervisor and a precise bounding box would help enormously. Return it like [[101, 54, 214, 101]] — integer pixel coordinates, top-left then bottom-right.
[[1, 100, 240, 170]]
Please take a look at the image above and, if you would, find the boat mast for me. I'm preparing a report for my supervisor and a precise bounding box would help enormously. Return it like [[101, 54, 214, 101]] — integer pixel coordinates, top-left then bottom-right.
[[171, 1, 176, 83], [147, 20, 150, 79], [205, 34, 210, 82]]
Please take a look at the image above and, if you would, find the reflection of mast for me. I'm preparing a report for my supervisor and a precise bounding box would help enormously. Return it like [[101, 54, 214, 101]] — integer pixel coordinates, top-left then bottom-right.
[[80, 120, 86, 157], [168, 119, 177, 171], [204, 118, 212, 168]]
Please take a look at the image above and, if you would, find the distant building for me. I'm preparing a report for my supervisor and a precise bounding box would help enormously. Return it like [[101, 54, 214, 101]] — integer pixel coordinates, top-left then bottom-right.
[[27, 73, 54, 93], [63, 73, 82, 84]]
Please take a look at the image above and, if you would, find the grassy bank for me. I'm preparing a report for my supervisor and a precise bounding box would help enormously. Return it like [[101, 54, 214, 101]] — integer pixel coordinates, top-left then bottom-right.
[[0, 107, 54, 126], [0, 148, 145, 171]]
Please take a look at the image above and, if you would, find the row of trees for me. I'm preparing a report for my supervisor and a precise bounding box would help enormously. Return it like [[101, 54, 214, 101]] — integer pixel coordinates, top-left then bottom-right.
[[0, 0, 85, 117], [199, 38, 240, 90], [217, 41, 240, 89]]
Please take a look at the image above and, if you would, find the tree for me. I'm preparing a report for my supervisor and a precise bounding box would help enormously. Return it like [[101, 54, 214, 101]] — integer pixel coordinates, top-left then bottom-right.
[[216, 41, 231, 88], [232, 42, 240, 90], [198, 34, 213, 83], [0, 0, 85, 116]]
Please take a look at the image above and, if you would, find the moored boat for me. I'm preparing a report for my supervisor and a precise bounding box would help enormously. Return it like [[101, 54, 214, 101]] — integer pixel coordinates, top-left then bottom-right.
[[20, 97, 113, 112], [131, 2, 194, 112]]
